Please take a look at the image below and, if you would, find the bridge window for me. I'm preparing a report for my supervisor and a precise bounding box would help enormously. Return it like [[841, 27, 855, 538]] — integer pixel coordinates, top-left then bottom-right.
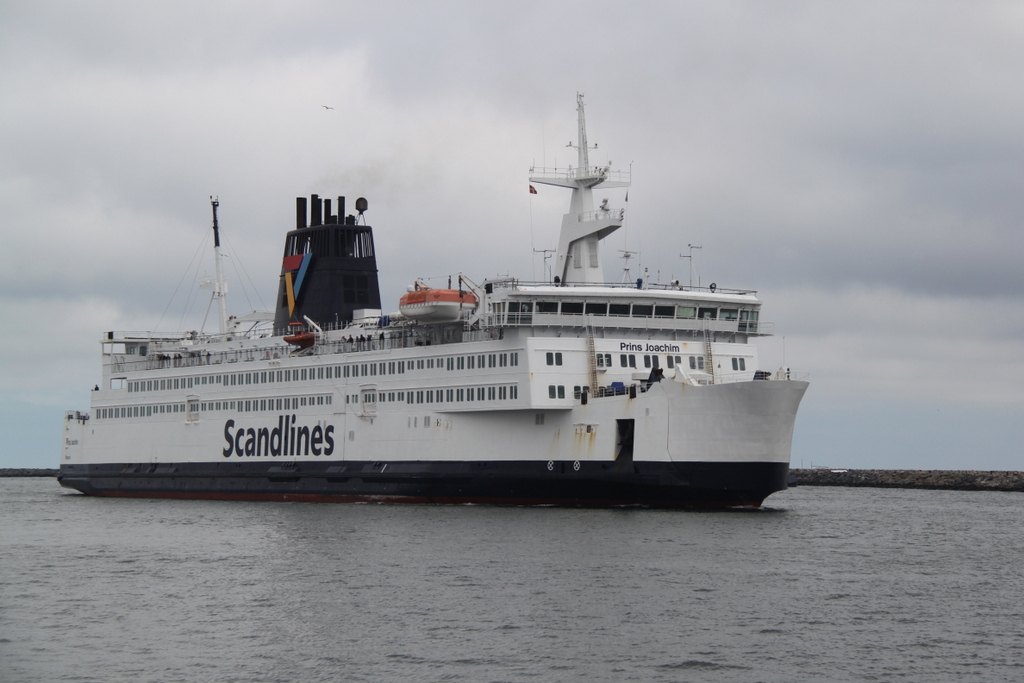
[[585, 303, 607, 315], [536, 301, 558, 313], [609, 303, 630, 315], [654, 306, 674, 318], [561, 302, 584, 314], [632, 304, 653, 317]]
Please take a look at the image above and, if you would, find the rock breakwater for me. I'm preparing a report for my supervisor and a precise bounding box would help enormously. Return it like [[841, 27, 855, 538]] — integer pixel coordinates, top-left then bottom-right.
[[791, 469, 1024, 492], [0, 468, 59, 477]]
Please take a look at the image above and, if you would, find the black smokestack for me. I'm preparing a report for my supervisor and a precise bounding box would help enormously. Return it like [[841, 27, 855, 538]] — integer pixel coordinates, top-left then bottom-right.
[[310, 194, 322, 226], [295, 197, 307, 230]]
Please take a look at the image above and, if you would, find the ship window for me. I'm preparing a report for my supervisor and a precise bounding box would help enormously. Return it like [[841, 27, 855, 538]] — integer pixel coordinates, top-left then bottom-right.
[[418, 360, 425, 370], [426, 390, 433, 402], [478, 387, 485, 400], [667, 356, 674, 368], [511, 352, 519, 366], [478, 355, 486, 367], [644, 355, 651, 368], [573, 385, 581, 399], [424, 416, 430, 428], [732, 358, 738, 371], [467, 388, 475, 402], [675, 307, 700, 321], [468, 356, 475, 370], [654, 305, 674, 318], [398, 361, 405, 374], [535, 413, 544, 425], [536, 301, 558, 313], [326, 367, 332, 379], [585, 303, 607, 315], [457, 388, 464, 401], [499, 386, 507, 399], [546, 352, 553, 366], [720, 309, 738, 320], [370, 364, 377, 376], [427, 359, 433, 369], [488, 386, 495, 400], [597, 355, 604, 368], [555, 352, 563, 366], [698, 307, 717, 319], [689, 356, 696, 369], [511, 385, 518, 399], [557, 386, 565, 399], [609, 303, 630, 316], [447, 389, 454, 402], [739, 358, 746, 371], [302, 369, 309, 381], [489, 354, 496, 368], [561, 302, 584, 314], [632, 304, 653, 317], [548, 385, 556, 398]]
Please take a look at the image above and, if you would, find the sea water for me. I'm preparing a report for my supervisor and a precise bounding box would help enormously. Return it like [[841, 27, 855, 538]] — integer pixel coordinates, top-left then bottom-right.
[[2, 478, 1022, 682]]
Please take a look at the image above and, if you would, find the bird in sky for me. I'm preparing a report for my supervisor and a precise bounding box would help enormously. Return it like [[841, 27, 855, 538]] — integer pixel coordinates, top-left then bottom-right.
[[322, 105, 334, 110]]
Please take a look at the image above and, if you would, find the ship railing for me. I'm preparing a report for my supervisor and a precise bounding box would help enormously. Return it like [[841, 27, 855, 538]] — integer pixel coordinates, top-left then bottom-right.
[[484, 278, 756, 296], [529, 166, 631, 184], [577, 208, 625, 223], [584, 368, 809, 401], [107, 328, 457, 374], [484, 312, 774, 336]]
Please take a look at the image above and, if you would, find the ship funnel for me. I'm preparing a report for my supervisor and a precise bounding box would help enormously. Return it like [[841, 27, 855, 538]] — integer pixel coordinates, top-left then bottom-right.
[[310, 194, 322, 226], [295, 196, 307, 229]]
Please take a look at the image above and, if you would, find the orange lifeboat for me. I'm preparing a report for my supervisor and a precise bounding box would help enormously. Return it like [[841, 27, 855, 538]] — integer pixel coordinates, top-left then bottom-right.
[[399, 287, 478, 323], [283, 325, 316, 349]]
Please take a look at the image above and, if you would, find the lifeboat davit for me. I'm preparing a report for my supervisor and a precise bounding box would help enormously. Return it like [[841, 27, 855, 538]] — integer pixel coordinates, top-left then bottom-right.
[[399, 287, 478, 323]]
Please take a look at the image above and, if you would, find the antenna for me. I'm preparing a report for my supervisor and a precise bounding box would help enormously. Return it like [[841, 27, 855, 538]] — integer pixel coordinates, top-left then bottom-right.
[[533, 249, 554, 283], [210, 197, 229, 335], [618, 249, 639, 283], [680, 243, 702, 289]]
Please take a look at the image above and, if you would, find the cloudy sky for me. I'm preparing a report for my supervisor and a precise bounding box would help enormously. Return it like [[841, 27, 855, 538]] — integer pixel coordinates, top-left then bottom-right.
[[2, 1, 1022, 470]]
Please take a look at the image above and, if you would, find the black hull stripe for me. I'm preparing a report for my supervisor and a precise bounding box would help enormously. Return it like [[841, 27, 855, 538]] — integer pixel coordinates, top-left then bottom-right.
[[58, 460, 789, 509]]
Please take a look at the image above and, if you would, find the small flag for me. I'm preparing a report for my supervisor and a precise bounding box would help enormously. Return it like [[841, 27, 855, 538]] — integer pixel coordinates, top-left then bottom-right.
[[625, 191, 629, 202], [529, 185, 537, 194]]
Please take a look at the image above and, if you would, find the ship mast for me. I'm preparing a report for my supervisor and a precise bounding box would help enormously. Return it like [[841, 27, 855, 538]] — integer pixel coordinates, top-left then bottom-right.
[[529, 93, 630, 285], [210, 197, 229, 335]]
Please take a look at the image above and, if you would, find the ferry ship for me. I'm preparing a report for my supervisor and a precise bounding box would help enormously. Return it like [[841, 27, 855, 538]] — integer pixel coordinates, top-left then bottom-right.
[[59, 96, 808, 507]]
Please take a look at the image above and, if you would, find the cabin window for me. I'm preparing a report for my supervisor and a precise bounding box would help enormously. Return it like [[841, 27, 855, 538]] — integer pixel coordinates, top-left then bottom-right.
[[620, 354, 636, 368], [632, 304, 653, 317], [677, 306, 696, 319], [537, 301, 558, 313], [561, 302, 584, 314], [609, 303, 630, 316], [510, 352, 519, 366], [557, 386, 565, 399], [510, 385, 518, 399], [720, 309, 738, 320], [667, 356, 674, 368], [549, 385, 556, 398], [535, 413, 544, 425], [698, 307, 717, 319], [585, 303, 607, 315], [654, 305, 674, 318]]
